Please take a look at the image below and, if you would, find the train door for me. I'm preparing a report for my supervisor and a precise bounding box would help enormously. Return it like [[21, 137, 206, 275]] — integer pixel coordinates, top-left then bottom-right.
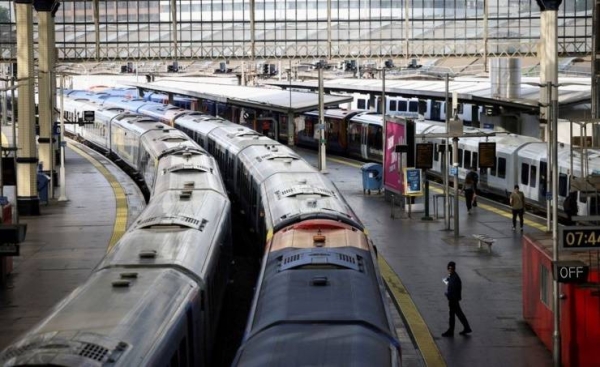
[[430, 101, 441, 121], [346, 120, 362, 159], [539, 161, 547, 200], [360, 123, 369, 159], [519, 159, 538, 203], [366, 123, 383, 162]]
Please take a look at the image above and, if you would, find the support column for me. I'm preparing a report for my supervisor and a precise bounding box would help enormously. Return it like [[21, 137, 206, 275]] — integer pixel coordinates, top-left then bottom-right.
[[15, 0, 39, 215], [35, 1, 59, 192], [537, 2, 562, 367]]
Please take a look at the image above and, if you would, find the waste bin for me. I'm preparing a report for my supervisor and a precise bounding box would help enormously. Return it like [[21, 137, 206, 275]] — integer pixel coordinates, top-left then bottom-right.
[[360, 163, 383, 194], [37, 172, 50, 205]]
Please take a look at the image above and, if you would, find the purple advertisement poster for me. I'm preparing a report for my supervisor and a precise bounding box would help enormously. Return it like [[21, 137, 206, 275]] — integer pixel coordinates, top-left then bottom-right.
[[383, 117, 406, 195]]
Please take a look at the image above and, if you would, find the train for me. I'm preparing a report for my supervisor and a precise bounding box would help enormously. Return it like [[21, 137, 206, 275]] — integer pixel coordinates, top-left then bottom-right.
[[0, 100, 233, 366], [64, 86, 600, 218], [1, 88, 402, 366]]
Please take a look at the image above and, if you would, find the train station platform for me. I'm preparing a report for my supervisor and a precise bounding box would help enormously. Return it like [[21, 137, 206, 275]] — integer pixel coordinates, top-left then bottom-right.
[[295, 148, 554, 367], [0, 128, 553, 366], [0, 136, 145, 350]]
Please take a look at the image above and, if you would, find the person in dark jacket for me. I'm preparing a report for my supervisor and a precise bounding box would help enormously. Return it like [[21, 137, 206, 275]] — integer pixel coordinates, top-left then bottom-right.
[[466, 167, 479, 207], [442, 261, 472, 337]]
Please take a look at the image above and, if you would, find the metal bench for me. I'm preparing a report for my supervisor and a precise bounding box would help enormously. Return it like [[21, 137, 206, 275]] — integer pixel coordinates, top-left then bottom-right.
[[472, 234, 495, 253]]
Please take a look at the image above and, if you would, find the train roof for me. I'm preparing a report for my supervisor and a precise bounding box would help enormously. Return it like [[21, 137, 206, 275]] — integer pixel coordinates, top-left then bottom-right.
[[349, 112, 384, 126], [0, 268, 198, 366]]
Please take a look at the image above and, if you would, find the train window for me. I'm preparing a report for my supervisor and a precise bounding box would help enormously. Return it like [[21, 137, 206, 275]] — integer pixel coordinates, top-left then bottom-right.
[[357, 99, 366, 110], [472, 152, 478, 169], [389, 100, 397, 111], [409, 101, 419, 112], [398, 100, 407, 112], [458, 149, 463, 167], [434, 144, 439, 162], [521, 163, 529, 185], [559, 173, 568, 196], [498, 157, 506, 178], [464, 151, 471, 169], [530, 165, 537, 188]]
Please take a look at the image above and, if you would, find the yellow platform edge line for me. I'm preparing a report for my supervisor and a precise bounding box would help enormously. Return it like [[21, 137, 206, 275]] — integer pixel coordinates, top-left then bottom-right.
[[378, 255, 446, 367], [67, 142, 129, 253]]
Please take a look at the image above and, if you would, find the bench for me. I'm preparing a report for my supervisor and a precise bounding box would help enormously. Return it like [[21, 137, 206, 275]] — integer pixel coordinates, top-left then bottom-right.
[[472, 234, 496, 253]]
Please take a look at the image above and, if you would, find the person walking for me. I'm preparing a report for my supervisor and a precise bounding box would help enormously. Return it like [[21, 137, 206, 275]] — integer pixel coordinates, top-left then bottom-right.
[[510, 184, 525, 231], [442, 261, 472, 337], [466, 167, 479, 207], [463, 176, 475, 214]]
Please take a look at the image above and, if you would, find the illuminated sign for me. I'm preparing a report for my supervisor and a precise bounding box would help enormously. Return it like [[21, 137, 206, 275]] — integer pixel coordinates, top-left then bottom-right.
[[552, 261, 589, 283], [560, 226, 600, 251]]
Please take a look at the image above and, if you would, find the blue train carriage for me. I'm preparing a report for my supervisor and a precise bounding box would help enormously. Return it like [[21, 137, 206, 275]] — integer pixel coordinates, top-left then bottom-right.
[[232, 218, 401, 367]]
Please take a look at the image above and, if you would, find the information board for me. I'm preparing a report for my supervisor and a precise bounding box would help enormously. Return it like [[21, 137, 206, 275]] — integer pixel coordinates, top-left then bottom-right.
[[415, 143, 434, 169], [404, 168, 423, 196], [478, 142, 496, 168], [83, 110, 95, 123]]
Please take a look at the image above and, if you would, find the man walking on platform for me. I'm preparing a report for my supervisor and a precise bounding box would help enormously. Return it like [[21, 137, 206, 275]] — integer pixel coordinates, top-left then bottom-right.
[[442, 261, 472, 337], [510, 185, 525, 231]]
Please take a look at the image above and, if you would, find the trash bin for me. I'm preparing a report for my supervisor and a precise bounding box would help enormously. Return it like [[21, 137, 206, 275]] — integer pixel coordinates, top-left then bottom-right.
[[360, 163, 383, 195], [37, 172, 50, 205]]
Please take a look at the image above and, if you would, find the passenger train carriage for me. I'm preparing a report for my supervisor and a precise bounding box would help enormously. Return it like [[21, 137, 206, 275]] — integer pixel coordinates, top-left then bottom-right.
[[0, 96, 232, 367], [416, 121, 600, 216], [171, 112, 401, 367], [60, 88, 402, 366]]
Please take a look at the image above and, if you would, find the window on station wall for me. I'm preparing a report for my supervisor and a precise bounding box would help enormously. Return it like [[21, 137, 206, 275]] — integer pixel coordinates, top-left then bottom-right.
[[539, 264, 553, 310]]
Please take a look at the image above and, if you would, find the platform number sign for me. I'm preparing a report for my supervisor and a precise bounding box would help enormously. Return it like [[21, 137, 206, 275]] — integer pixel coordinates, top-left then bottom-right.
[[415, 143, 434, 170], [478, 142, 496, 169]]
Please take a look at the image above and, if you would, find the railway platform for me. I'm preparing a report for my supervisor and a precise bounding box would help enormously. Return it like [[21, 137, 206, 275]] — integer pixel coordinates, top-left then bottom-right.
[[0, 134, 145, 351], [0, 126, 554, 367], [297, 148, 554, 367]]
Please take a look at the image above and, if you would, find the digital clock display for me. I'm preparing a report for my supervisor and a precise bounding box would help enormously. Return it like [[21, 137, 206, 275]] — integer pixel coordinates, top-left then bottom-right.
[[560, 226, 600, 251]]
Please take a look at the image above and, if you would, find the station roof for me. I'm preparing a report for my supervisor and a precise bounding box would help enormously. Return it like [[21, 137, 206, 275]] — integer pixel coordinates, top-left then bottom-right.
[[125, 79, 353, 114], [264, 77, 591, 113]]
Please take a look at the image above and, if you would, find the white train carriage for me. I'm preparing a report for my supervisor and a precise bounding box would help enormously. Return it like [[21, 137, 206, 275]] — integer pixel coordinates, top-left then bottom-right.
[[2, 99, 232, 367], [238, 144, 362, 239]]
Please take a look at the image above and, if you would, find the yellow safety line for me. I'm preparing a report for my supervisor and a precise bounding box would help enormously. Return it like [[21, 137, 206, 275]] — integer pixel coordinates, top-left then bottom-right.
[[67, 142, 129, 253], [378, 256, 446, 367]]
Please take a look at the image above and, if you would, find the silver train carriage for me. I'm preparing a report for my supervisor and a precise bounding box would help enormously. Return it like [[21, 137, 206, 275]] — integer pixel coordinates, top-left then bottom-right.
[[168, 103, 400, 367], [416, 120, 600, 216], [60, 89, 402, 366], [0, 93, 233, 367]]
